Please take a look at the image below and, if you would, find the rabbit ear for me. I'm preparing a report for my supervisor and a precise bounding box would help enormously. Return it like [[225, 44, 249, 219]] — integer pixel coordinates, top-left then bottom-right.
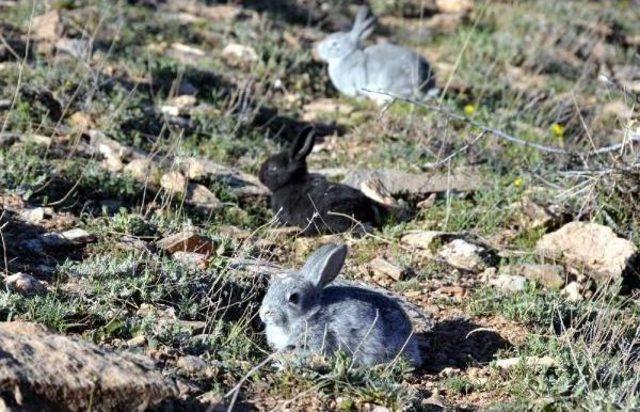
[[289, 126, 315, 161], [302, 244, 347, 288], [351, 6, 376, 40]]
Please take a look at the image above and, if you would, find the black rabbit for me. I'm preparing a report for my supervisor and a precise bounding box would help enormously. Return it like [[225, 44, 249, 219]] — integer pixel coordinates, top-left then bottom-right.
[[259, 128, 384, 235]]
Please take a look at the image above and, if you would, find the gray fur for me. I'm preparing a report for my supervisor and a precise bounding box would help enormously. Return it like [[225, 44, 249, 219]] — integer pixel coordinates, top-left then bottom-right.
[[315, 6, 437, 105], [259, 243, 422, 367]]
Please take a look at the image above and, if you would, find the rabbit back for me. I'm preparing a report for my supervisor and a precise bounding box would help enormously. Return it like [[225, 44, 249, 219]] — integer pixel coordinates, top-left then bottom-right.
[[271, 175, 382, 235], [305, 285, 421, 366], [363, 44, 436, 102]]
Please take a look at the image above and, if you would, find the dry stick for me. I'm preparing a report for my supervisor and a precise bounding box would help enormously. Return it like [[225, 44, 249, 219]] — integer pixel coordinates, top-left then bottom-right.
[[369, 91, 640, 156]]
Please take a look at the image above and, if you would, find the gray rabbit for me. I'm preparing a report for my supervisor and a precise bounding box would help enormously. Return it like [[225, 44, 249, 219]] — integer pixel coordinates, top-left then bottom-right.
[[259, 243, 422, 367], [315, 7, 437, 105]]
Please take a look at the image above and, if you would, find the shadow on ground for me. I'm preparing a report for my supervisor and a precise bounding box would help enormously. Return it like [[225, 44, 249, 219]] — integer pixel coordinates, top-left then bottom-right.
[[419, 317, 511, 374]]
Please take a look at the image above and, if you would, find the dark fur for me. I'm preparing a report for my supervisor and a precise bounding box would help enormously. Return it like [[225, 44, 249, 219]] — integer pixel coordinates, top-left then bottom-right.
[[259, 128, 384, 235]]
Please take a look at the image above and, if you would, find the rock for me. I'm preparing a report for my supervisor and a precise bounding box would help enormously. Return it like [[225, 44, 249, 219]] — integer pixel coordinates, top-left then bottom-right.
[[561, 281, 583, 302], [123, 158, 161, 185], [435, 0, 474, 13], [401, 230, 451, 254], [0, 322, 177, 410], [185, 184, 222, 210], [489, 274, 527, 293], [176, 355, 207, 375], [438, 239, 488, 271], [500, 264, 565, 289], [535, 222, 638, 283], [514, 196, 555, 229], [172, 251, 208, 270], [157, 231, 214, 255], [495, 356, 557, 370], [171, 42, 205, 57], [19, 207, 51, 224], [161, 171, 188, 194], [55, 38, 92, 60], [341, 167, 483, 199], [5, 273, 47, 296], [222, 43, 258, 67], [368, 257, 412, 281], [68, 112, 92, 130], [602, 100, 634, 120], [301, 98, 354, 122], [160, 95, 197, 117], [89, 130, 144, 172], [168, 3, 243, 21], [360, 177, 400, 208], [126, 335, 147, 348], [33, 10, 62, 41], [40, 228, 94, 247]]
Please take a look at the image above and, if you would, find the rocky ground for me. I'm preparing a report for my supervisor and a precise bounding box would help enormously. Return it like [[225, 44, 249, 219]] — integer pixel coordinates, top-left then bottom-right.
[[0, 0, 639, 410]]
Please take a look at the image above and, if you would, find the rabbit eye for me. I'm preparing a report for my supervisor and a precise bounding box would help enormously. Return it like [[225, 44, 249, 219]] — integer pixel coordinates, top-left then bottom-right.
[[288, 292, 300, 305]]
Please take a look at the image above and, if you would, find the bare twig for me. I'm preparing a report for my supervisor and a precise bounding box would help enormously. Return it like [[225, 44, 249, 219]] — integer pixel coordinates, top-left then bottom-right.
[[371, 91, 640, 156]]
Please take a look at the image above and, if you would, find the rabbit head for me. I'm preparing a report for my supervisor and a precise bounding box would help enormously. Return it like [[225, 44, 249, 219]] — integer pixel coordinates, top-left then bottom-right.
[[259, 127, 315, 191], [315, 7, 376, 62], [259, 244, 347, 330]]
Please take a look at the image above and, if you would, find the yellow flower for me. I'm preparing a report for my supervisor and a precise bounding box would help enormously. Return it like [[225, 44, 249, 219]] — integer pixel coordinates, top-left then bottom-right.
[[464, 104, 476, 116], [550, 123, 565, 138], [513, 177, 524, 188]]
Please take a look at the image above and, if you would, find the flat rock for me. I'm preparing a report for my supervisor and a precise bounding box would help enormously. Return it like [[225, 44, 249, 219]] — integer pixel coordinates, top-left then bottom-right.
[[438, 239, 488, 272], [185, 183, 222, 210], [40, 228, 94, 247], [489, 274, 527, 293], [32, 10, 62, 41], [5, 273, 47, 296], [368, 257, 412, 281], [157, 231, 214, 255], [401, 230, 453, 254], [0, 322, 177, 410], [535, 222, 638, 283], [222, 43, 258, 67], [341, 167, 483, 199], [500, 264, 565, 289]]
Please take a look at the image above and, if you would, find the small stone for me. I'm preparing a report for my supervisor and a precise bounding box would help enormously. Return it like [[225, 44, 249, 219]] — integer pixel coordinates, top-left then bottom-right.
[[40, 228, 94, 247], [222, 43, 258, 67], [171, 42, 205, 57], [176, 355, 207, 375], [123, 158, 161, 185], [160, 171, 188, 194], [5, 273, 47, 296], [69, 112, 92, 130], [489, 274, 527, 293], [19, 207, 50, 224], [33, 10, 62, 41], [495, 356, 557, 370], [55, 38, 92, 60], [500, 264, 565, 289], [435, 0, 474, 13], [185, 184, 222, 210], [400, 230, 449, 254], [157, 231, 214, 254], [172, 251, 208, 270], [438, 239, 487, 272], [126, 335, 146, 348], [368, 257, 412, 281], [561, 282, 583, 302]]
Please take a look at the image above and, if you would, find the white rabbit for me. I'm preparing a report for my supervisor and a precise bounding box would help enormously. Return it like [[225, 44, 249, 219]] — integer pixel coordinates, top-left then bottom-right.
[[259, 243, 422, 367], [315, 7, 437, 105]]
